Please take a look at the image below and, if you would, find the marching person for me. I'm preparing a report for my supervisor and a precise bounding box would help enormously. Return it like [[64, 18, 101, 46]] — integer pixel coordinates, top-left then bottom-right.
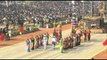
[[8, 29, 12, 40], [84, 30, 87, 41], [42, 34, 48, 49], [38, 34, 42, 46], [53, 28, 57, 36], [74, 33, 78, 46], [40, 34, 43, 46], [86, 29, 91, 41], [3, 27, 8, 40], [57, 32, 60, 43], [76, 28, 81, 46], [59, 38, 64, 53], [80, 33, 85, 43], [70, 30, 75, 47], [52, 35, 57, 49], [19, 26, 24, 35], [26, 39, 31, 52], [68, 36, 74, 48], [31, 37, 35, 50], [34, 36, 38, 49], [77, 33, 81, 45], [59, 29, 62, 39], [36, 35, 40, 48], [46, 32, 49, 45]]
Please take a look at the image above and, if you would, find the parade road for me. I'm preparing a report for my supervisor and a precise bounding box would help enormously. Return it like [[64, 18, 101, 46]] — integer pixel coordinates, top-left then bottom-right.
[[0, 29, 106, 59]]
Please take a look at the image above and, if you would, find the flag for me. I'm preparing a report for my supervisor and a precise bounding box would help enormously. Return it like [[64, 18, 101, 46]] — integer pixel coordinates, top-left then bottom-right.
[[102, 39, 107, 46]]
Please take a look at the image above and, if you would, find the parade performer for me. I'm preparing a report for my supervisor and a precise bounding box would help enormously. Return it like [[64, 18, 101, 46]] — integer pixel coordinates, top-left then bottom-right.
[[63, 37, 68, 49], [40, 34, 43, 46], [59, 28, 62, 38], [75, 33, 78, 46], [38, 34, 42, 46], [52, 35, 57, 49], [68, 36, 73, 48], [34, 36, 37, 49], [36, 36, 39, 48], [57, 32, 61, 43], [8, 29, 12, 40], [77, 34, 81, 45], [73, 33, 76, 47], [26, 39, 30, 52], [76, 28, 81, 46], [42, 34, 48, 49], [0, 34, 5, 41], [80, 33, 84, 43], [19, 26, 24, 35], [46, 33, 49, 45], [59, 38, 64, 53], [3, 27, 8, 40], [84, 30, 87, 41], [70, 30, 75, 39], [31, 37, 35, 50], [86, 29, 91, 41], [70, 30, 74, 47], [102, 39, 107, 46], [53, 28, 57, 36]]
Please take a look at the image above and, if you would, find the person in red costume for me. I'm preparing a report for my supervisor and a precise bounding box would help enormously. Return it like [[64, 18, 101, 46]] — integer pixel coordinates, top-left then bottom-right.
[[0, 34, 5, 41], [103, 39, 107, 46], [19, 26, 24, 35], [86, 29, 91, 41]]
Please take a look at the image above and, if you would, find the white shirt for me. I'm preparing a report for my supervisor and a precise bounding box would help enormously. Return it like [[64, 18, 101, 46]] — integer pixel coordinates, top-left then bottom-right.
[[43, 36, 48, 42], [52, 37, 56, 42]]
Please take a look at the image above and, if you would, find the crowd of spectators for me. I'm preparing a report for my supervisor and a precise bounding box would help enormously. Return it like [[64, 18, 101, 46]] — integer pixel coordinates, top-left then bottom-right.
[[0, 1, 72, 25], [0, 1, 73, 40]]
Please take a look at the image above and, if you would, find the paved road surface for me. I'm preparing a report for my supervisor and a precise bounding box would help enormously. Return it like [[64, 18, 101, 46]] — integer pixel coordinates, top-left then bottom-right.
[[0, 29, 106, 59]]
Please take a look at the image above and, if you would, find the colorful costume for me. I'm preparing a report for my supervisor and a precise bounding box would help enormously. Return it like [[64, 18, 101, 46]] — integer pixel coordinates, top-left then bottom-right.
[[26, 39, 30, 52], [59, 39, 63, 53]]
